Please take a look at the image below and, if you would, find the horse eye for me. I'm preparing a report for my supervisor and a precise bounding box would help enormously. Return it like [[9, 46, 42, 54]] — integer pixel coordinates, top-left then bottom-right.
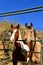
[[31, 31, 32, 33]]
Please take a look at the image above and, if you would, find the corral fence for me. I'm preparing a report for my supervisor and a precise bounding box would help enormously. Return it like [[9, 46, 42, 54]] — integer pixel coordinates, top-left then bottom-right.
[[0, 28, 43, 65], [0, 5, 43, 65]]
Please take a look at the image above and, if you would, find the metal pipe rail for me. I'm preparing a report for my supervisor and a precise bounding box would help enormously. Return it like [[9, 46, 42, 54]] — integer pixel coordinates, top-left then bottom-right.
[[0, 58, 41, 64], [0, 48, 41, 53], [0, 38, 42, 65]]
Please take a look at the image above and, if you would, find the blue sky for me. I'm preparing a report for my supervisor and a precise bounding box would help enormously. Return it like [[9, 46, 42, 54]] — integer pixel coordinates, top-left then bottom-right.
[[0, 0, 43, 29]]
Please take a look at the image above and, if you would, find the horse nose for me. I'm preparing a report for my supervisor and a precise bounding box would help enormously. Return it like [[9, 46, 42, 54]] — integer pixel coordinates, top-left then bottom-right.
[[24, 39, 27, 42], [10, 38, 14, 44], [10, 36, 13, 42]]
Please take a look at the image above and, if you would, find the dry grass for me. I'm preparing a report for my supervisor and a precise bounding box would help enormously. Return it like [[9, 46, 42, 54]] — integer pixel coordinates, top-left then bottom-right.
[[0, 22, 43, 65], [0, 40, 31, 65]]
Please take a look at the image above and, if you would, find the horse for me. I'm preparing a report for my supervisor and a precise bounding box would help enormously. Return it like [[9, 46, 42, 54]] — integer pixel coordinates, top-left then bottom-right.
[[10, 24, 30, 65], [23, 23, 41, 64]]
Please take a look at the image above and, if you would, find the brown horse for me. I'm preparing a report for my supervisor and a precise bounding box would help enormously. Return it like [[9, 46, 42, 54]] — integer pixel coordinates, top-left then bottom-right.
[[23, 23, 41, 64], [10, 24, 30, 65]]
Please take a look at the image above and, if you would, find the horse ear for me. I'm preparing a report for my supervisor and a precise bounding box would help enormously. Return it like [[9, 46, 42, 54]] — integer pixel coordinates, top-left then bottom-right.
[[11, 24, 14, 28], [30, 23, 34, 30], [30, 23, 33, 27], [17, 24, 19, 29], [25, 23, 28, 27]]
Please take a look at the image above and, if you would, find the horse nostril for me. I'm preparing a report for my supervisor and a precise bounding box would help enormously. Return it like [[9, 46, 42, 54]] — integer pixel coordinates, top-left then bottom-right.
[[10, 37, 13, 42], [23, 39, 27, 44], [25, 39, 27, 41], [23, 40, 25, 43]]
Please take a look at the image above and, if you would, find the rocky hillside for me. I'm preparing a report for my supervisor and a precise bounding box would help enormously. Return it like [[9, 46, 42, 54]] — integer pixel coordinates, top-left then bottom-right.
[[0, 21, 43, 65], [0, 21, 43, 39]]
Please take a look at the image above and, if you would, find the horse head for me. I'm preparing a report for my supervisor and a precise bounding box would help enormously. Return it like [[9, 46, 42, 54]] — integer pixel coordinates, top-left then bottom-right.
[[10, 24, 22, 48], [10, 24, 30, 62], [23, 23, 34, 43]]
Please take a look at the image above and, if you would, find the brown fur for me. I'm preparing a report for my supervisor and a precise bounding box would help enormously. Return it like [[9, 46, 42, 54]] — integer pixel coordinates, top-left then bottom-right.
[[11, 24, 26, 65], [11, 24, 21, 47]]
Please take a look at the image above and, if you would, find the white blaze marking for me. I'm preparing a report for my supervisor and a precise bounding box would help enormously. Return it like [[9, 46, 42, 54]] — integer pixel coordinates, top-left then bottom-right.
[[27, 57, 29, 62], [10, 29, 30, 62], [10, 29, 17, 41], [16, 30, 29, 52]]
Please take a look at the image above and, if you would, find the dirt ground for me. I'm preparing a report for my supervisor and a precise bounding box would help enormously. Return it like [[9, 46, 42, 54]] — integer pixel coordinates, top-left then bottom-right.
[[0, 41, 28, 65], [0, 40, 42, 65]]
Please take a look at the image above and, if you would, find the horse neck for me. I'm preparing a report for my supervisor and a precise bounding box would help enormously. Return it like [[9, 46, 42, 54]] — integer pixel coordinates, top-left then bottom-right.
[[32, 30, 38, 40]]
